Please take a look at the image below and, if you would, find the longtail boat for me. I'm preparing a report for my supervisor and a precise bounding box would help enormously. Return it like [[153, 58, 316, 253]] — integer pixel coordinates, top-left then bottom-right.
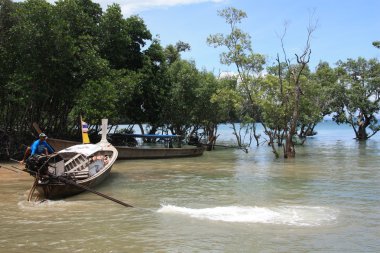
[[46, 135, 204, 160], [27, 119, 118, 200]]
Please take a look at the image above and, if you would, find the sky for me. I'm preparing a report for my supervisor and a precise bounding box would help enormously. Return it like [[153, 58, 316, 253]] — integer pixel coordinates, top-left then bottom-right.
[[84, 0, 380, 73]]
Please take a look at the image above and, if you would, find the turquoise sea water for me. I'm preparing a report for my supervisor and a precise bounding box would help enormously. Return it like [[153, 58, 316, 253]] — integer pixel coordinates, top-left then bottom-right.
[[1, 121, 380, 252]]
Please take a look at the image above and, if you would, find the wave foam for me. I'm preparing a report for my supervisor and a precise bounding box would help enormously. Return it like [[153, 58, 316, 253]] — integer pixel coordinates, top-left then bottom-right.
[[157, 205, 337, 226], [18, 199, 86, 211]]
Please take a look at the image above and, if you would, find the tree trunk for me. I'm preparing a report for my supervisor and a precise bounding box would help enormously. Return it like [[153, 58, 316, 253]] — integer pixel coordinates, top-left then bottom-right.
[[355, 113, 371, 140], [284, 89, 300, 158], [357, 125, 368, 140], [284, 137, 295, 158], [253, 125, 260, 147], [262, 123, 279, 158]]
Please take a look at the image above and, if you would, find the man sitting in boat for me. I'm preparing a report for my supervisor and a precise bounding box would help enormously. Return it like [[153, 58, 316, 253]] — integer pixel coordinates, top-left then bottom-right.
[[31, 133, 54, 156], [20, 133, 54, 163]]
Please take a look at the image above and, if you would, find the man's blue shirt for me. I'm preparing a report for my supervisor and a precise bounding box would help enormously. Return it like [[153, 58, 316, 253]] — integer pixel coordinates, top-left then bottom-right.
[[30, 140, 54, 155]]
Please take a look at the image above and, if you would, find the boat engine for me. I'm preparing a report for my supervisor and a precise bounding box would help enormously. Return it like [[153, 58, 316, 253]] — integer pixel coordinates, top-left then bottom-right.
[[25, 155, 49, 175]]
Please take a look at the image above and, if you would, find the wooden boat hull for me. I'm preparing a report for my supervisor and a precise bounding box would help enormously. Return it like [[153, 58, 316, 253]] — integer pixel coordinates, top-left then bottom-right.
[[29, 119, 118, 201], [47, 138, 205, 159], [35, 165, 112, 199], [115, 146, 204, 159]]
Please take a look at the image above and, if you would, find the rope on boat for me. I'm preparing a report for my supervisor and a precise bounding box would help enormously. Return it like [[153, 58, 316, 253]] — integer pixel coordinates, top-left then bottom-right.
[[27, 178, 38, 202], [0, 165, 21, 173], [54, 175, 133, 208]]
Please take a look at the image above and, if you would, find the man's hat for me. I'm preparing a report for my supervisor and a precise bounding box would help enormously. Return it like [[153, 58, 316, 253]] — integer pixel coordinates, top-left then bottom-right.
[[39, 133, 47, 138]]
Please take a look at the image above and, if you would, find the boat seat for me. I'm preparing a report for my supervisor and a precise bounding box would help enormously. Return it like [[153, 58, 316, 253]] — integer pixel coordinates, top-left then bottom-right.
[[64, 154, 82, 166], [64, 154, 89, 175], [73, 174, 89, 179], [69, 169, 89, 179]]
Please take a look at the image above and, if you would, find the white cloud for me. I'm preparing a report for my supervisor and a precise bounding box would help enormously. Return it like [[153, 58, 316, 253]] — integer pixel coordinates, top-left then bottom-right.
[[95, 0, 225, 16]]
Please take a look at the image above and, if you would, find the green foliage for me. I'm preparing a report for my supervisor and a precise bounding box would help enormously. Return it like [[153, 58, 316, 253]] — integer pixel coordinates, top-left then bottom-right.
[[259, 74, 291, 130], [144, 38, 166, 67], [2, 0, 380, 159], [163, 60, 200, 133], [308, 62, 339, 116], [99, 10, 151, 71], [193, 70, 224, 126], [207, 7, 266, 148], [71, 78, 118, 123], [334, 57, 380, 139], [164, 41, 190, 65], [0, 0, 155, 139], [207, 7, 265, 74]]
